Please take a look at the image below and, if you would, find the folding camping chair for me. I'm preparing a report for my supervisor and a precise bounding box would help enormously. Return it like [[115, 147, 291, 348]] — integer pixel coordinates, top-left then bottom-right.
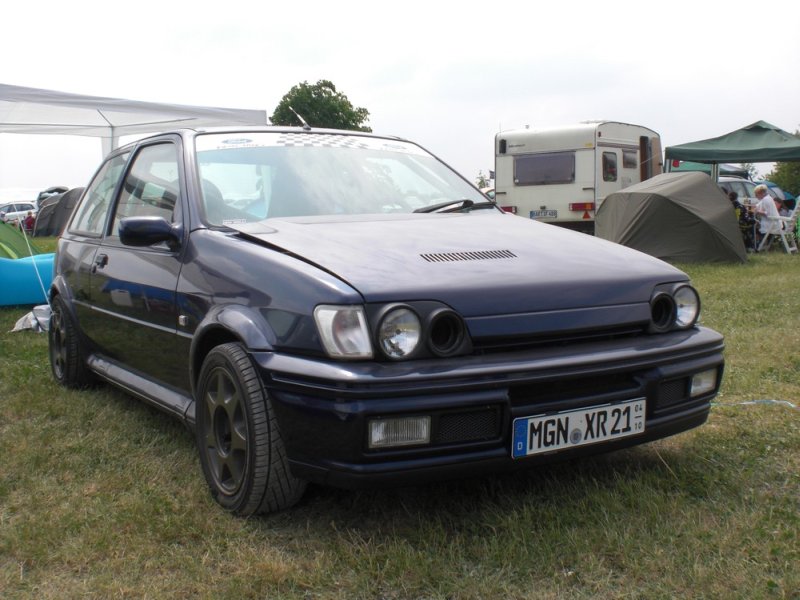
[[757, 205, 799, 254]]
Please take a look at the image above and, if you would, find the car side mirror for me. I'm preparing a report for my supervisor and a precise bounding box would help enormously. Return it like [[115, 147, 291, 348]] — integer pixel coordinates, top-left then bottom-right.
[[119, 216, 182, 249]]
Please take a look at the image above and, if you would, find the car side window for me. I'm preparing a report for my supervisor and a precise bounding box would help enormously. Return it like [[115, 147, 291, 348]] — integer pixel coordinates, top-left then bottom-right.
[[110, 143, 181, 237], [70, 153, 130, 236]]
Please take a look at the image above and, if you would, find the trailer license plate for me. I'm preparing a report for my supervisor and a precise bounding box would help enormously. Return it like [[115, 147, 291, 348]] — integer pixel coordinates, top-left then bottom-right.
[[530, 209, 558, 219], [512, 398, 645, 458]]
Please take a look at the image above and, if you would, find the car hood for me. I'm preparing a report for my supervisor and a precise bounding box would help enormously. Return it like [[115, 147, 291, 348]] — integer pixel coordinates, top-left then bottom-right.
[[231, 213, 686, 319]]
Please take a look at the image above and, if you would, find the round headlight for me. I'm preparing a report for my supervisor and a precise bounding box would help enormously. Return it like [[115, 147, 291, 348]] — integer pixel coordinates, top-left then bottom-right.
[[673, 285, 700, 329], [427, 309, 466, 356], [649, 292, 676, 333], [378, 307, 421, 359]]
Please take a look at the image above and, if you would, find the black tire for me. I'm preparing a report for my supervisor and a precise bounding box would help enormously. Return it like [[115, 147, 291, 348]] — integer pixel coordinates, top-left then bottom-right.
[[49, 294, 94, 388], [195, 342, 306, 515]]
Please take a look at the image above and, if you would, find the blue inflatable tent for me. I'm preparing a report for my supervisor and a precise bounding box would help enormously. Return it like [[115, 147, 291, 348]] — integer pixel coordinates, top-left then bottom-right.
[[0, 222, 53, 306]]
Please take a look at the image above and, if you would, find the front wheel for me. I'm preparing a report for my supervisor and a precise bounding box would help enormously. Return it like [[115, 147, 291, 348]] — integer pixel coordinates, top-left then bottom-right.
[[195, 342, 306, 515]]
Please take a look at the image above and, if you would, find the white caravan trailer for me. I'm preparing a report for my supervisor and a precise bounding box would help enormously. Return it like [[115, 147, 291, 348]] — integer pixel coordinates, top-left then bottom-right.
[[494, 121, 662, 234]]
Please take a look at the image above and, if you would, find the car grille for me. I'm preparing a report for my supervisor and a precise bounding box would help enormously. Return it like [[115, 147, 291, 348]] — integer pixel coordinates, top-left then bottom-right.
[[472, 324, 647, 354], [654, 378, 692, 413], [433, 407, 500, 444], [509, 373, 639, 406], [509, 372, 699, 416]]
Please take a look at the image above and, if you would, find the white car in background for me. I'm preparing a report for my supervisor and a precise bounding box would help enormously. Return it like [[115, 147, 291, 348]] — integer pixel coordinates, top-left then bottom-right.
[[717, 177, 757, 205], [0, 201, 37, 224]]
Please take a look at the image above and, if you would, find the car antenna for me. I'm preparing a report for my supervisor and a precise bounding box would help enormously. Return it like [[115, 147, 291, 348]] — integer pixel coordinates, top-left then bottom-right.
[[288, 106, 312, 131]]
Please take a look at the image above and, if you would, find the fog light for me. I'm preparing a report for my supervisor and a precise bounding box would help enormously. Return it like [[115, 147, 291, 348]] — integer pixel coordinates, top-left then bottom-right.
[[368, 416, 431, 449], [691, 369, 718, 397]]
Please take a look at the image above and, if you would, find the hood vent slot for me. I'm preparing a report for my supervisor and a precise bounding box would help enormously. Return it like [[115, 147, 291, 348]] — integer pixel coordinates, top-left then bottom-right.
[[420, 249, 517, 263]]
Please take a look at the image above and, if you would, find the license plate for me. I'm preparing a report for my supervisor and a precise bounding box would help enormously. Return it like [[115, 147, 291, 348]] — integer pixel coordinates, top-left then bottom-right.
[[530, 209, 558, 219], [512, 398, 645, 458]]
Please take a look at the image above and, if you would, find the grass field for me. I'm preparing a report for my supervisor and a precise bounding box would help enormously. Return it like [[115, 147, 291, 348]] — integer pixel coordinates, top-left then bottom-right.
[[1, 252, 798, 599]]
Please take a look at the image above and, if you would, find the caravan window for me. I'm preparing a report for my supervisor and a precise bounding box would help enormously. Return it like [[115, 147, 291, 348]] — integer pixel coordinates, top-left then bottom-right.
[[602, 152, 618, 182], [514, 152, 574, 185], [622, 150, 638, 169]]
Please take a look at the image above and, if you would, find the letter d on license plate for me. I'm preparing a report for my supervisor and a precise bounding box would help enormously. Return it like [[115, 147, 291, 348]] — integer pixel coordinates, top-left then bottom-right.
[[512, 398, 645, 458]]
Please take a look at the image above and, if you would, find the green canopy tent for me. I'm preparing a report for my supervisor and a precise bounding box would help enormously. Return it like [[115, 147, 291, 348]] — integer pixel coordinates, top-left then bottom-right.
[[665, 121, 800, 180]]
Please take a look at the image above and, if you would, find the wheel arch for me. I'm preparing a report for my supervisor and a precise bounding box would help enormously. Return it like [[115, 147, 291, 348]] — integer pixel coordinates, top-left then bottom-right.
[[189, 304, 277, 396], [49, 275, 75, 312], [48, 275, 95, 356]]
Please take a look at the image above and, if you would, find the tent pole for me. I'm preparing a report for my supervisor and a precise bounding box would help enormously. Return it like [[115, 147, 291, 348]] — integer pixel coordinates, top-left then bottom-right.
[[711, 163, 720, 182]]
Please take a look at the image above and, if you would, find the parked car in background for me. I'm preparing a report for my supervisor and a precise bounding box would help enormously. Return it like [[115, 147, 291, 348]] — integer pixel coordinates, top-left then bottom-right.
[[0, 201, 37, 224], [717, 176, 757, 204], [49, 126, 725, 516]]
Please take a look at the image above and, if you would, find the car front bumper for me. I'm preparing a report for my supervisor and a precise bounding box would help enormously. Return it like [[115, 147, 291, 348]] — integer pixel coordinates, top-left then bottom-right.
[[254, 326, 724, 488]]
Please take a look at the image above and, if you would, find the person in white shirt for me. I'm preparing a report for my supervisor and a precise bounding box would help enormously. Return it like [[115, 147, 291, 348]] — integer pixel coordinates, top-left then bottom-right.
[[754, 184, 782, 236]]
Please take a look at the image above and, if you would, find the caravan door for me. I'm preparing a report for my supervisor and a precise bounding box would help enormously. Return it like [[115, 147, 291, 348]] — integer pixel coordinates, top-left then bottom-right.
[[596, 148, 624, 209]]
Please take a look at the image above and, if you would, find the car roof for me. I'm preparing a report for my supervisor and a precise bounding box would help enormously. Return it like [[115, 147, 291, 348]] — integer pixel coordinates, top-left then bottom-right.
[[116, 126, 406, 152]]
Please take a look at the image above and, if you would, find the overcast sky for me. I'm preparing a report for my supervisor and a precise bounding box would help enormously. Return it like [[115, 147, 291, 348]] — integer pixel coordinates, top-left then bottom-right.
[[1, 0, 799, 197]]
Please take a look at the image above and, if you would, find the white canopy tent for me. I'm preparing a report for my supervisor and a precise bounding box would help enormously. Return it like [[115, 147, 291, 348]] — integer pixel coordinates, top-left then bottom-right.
[[0, 83, 268, 155]]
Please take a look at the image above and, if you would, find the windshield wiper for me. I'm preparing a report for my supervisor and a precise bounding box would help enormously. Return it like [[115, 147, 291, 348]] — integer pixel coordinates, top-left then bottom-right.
[[413, 199, 496, 213], [413, 199, 473, 213]]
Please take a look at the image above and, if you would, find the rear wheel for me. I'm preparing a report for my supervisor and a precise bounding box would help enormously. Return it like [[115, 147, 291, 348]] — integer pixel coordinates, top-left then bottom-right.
[[195, 342, 306, 515], [49, 294, 93, 388]]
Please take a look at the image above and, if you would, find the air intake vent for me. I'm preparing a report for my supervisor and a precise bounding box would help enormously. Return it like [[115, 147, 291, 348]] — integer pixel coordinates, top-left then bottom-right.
[[420, 250, 517, 263]]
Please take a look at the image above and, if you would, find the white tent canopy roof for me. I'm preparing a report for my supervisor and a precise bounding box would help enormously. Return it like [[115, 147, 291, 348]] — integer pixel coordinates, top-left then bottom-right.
[[0, 83, 267, 154]]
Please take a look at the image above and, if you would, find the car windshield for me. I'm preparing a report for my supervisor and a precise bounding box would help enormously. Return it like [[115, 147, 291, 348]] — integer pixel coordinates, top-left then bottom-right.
[[195, 132, 489, 225]]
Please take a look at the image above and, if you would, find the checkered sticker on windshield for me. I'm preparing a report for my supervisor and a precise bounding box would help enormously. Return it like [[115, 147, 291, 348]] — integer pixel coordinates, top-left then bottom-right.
[[276, 133, 371, 149], [196, 132, 428, 156]]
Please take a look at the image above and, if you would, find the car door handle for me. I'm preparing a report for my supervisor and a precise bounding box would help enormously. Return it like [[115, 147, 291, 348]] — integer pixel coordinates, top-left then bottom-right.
[[92, 253, 108, 273]]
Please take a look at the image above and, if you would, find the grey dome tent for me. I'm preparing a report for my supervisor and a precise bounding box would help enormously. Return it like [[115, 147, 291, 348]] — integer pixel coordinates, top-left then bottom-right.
[[595, 171, 747, 263]]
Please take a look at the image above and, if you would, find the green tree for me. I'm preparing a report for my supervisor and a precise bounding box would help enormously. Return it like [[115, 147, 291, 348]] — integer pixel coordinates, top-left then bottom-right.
[[271, 80, 371, 132], [763, 128, 800, 198], [765, 161, 800, 197], [475, 170, 490, 188], [739, 163, 758, 180]]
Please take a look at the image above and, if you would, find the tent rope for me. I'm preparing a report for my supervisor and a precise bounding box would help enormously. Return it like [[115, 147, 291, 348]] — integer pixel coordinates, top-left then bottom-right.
[[19, 224, 52, 328]]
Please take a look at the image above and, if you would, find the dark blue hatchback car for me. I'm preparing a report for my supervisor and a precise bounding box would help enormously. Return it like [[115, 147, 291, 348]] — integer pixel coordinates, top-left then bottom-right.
[[49, 127, 725, 515]]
